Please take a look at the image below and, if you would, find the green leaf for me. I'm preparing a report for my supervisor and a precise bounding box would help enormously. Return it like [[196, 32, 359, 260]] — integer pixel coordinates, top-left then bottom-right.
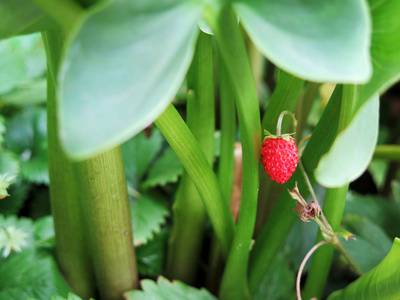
[[0, 214, 35, 255], [0, 39, 26, 94], [233, 0, 371, 83], [142, 147, 183, 189], [5, 106, 49, 184], [59, 0, 203, 159], [124, 276, 217, 300], [315, 94, 379, 187], [0, 1, 57, 40], [0, 180, 30, 216], [252, 253, 295, 300], [328, 238, 400, 300], [131, 194, 169, 246], [0, 248, 71, 299], [341, 215, 392, 273], [356, 0, 400, 115], [121, 129, 164, 188], [136, 229, 169, 276], [1, 79, 47, 106]]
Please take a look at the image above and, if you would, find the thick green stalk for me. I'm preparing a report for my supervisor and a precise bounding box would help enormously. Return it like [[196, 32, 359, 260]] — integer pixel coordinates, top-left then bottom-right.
[[302, 85, 357, 299], [75, 148, 138, 300], [205, 5, 261, 300], [155, 104, 235, 255], [255, 70, 304, 235], [166, 32, 215, 284], [43, 30, 95, 299], [373, 145, 400, 161], [249, 86, 344, 294]]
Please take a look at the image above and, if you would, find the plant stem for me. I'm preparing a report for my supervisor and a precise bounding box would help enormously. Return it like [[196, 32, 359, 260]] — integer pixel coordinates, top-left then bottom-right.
[[155, 104, 235, 255], [297, 241, 328, 300], [331, 236, 363, 276], [205, 5, 261, 300], [302, 85, 359, 299], [75, 148, 138, 300], [373, 145, 400, 161], [31, 0, 83, 30], [42, 30, 95, 299], [295, 82, 320, 139], [166, 32, 215, 284]]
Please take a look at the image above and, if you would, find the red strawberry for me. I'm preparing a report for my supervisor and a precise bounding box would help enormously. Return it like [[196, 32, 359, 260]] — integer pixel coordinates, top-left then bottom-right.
[[261, 135, 298, 184]]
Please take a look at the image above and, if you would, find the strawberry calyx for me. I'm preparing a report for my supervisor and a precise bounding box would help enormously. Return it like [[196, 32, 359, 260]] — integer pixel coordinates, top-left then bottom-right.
[[263, 129, 295, 143]]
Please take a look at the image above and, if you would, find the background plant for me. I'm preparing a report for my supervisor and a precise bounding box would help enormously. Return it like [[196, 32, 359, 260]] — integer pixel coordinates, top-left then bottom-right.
[[0, 0, 400, 299]]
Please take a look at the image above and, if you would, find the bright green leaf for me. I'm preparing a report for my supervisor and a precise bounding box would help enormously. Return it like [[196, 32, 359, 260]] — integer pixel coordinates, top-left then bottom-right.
[[341, 215, 392, 273], [130, 194, 169, 246], [1, 79, 47, 106], [315, 94, 379, 187], [328, 238, 400, 300], [356, 0, 400, 115], [142, 147, 183, 189], [0, 1, 57, 40], [233, 0, 372, 83], [0, 248, 71, 299], [59, 0, 202, 159], [124, 276, 217, 300]]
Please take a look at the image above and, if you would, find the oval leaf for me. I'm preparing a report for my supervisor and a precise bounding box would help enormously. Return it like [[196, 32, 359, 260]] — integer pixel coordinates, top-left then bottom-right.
[[233, 0, 372, 83], [59, 0, 202, 159], [315, 94, 379, 187], [328, 238, 400, 300]]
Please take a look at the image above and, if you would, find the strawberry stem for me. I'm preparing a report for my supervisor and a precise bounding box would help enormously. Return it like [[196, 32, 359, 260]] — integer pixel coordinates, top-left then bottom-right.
[[276, 110, 297, 137]]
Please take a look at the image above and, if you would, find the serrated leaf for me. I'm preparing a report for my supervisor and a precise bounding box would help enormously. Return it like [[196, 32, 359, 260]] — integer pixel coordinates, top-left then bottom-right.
[[328, 238, 400, 300], [234, 0, 371, 83], [341, 216, 392, 273], [34, 216, 54, 245], [121, 129, 164, 188], [142, 147, 183, 189], [315, 94, 379, 187], [0, 179, 30, 216], [5, 106, 49, 184], [0, 2, 57, 40], [0, 150, 20, 177], [131, 194, 169, 246], [124, 276, 217, 300], [136, 229, 169, 276], [0, 248, 71, 299], [59, 0, 203, 159]]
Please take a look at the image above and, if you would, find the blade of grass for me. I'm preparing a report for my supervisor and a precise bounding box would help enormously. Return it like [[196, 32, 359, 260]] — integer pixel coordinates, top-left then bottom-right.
[[204, 5, 261, 299], [42, 30, 95, 299], [154, 104, 235, 255], [249, 86, 343, 294], [166, 32, 215, 284], [302, 85, 357, 299]]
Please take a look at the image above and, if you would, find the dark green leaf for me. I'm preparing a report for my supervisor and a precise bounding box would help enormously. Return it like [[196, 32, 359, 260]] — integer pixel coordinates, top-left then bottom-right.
[[59, 0, 203, 158], [121, 129, 163, 188], [142, 147, 183, 189], [233, 0, 372, 83], [328, 238, 400, 300], [315, 94, 379, 187], [130, 193, 169, 246], [341, 215, 392, 273], [0, 248, 71, 299], [136, 229, 169, 276], [124, 276, 217, 300], [0, 179, 30, 216]]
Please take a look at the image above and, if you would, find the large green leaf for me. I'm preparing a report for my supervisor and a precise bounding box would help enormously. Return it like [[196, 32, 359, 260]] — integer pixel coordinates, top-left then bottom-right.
[[315, 94, 379, 187], [59, 0, 202, 159], [0, 2, 57, 41], [328, 238, 400, 300], [356, 0, 400, 114], [0, 248, 71, 299], [124, 276, 217, 300], [341, 216, 392, 273], [233, 0, 371, 83]]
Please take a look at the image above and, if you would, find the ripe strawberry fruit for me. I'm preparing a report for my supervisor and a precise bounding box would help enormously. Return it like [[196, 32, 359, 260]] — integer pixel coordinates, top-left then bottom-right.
[[261, 134, 299, 184]]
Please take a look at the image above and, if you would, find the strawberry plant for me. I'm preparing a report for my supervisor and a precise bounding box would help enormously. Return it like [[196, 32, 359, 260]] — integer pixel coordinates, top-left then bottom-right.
[[1, 0, 400, 300]]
